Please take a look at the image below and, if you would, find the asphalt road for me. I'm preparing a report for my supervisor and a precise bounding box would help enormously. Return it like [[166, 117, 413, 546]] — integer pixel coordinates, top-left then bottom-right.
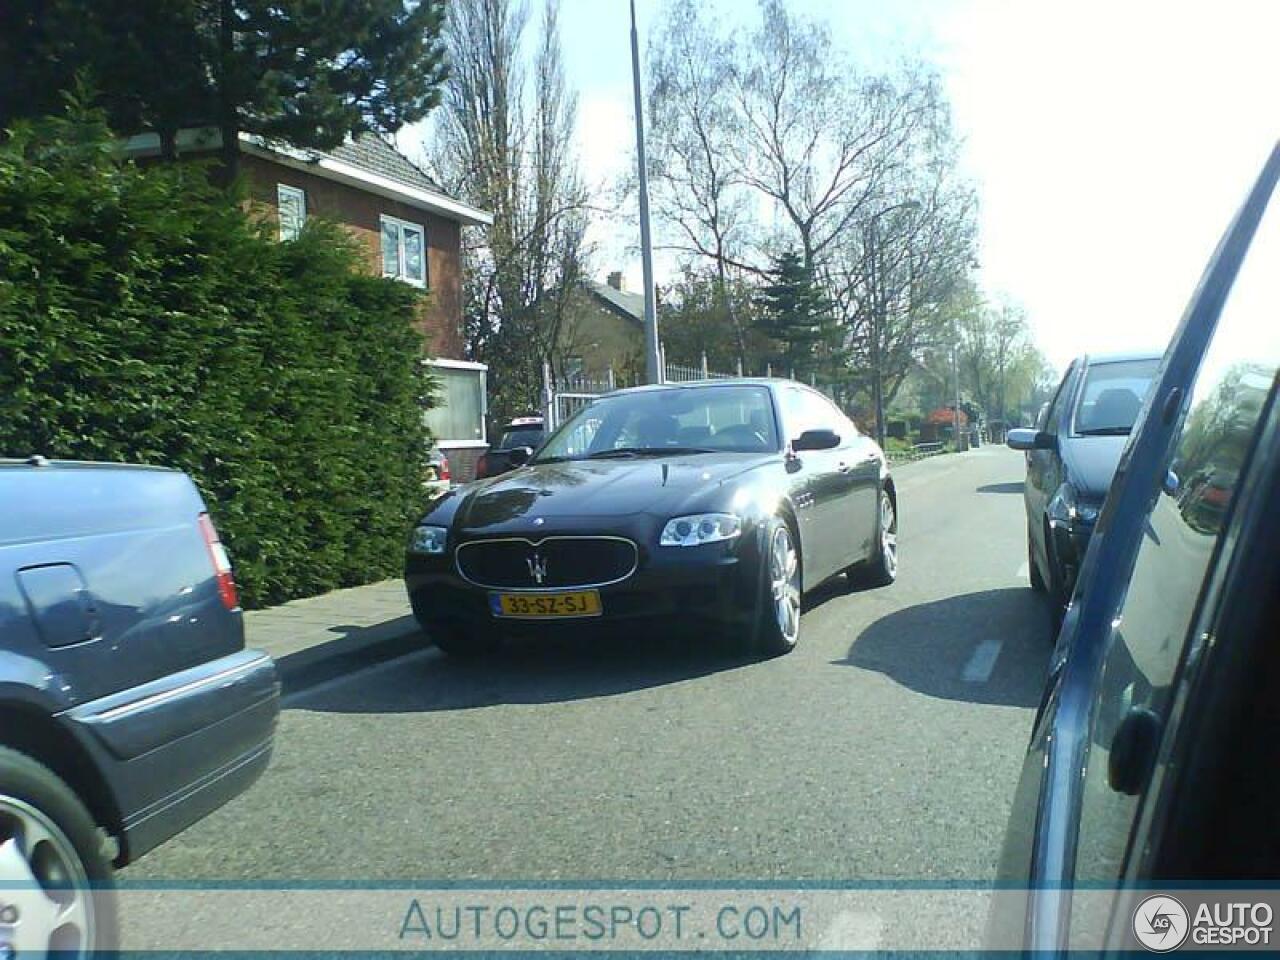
[[128, 445, 1052, 887]]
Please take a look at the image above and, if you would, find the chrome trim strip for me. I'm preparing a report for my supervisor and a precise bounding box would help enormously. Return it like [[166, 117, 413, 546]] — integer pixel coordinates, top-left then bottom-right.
[[455, 535, 640, 591], [87, 656, 270, 723]]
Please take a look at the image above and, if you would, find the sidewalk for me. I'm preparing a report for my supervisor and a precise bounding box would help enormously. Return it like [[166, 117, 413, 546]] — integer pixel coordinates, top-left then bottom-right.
[[245, 579, 423, 686]]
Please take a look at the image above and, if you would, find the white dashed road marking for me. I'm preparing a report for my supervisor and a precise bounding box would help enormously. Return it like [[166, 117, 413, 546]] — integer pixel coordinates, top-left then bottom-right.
[[961, 638, 1004, 683]]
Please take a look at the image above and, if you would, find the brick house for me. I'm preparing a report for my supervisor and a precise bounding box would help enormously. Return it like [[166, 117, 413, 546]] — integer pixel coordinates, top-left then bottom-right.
[[124, 128, 494, 480], [559, 271, 646, 386]]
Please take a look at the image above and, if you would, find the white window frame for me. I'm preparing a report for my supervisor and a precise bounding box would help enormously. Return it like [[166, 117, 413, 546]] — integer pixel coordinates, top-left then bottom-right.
[[424, 358, 488, 448], [276, 183, 306, 241], [380, 214, 427, 288]]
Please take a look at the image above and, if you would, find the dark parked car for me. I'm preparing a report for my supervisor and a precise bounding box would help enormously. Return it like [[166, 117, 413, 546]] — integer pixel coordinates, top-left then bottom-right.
[[1008, 350, 1161, 623], [989, 143, 1280, 952], [0, 459, 280, 954], [406, 380, 896, 657], [475, 416, 546, 480]]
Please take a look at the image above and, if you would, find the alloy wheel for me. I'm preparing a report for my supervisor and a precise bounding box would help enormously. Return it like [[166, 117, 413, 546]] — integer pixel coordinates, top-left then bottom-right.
[[769, 524, 802, 645], [880, 494, 898, 579], [0, 794, 95, 958]]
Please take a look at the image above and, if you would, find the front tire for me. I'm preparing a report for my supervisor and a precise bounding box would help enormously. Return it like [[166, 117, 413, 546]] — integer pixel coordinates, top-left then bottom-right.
[[848, 488, 898, 588], [754, 518, 802, 657], [0, 746, 117, 957]]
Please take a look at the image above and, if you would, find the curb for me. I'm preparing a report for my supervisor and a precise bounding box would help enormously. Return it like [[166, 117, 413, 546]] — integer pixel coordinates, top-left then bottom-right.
[[269, 615, 426, 693]]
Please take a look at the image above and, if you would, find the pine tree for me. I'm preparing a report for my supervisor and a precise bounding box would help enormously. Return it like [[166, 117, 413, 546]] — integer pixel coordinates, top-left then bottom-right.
[[755, 251, 841, 379], [0, 0, 449, 174]]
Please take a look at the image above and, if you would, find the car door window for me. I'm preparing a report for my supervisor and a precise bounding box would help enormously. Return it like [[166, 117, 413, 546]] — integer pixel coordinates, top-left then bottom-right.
[[1067, 173, 1280, 950], [1042, 363, 1077, 437], [780, 387, 818, 442]]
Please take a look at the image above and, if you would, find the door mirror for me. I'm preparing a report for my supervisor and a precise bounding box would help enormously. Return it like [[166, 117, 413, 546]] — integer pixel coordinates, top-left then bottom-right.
[[792, 429, 841, 452], [507, 446, 533, 466], [1007, 428, 1055, 452]]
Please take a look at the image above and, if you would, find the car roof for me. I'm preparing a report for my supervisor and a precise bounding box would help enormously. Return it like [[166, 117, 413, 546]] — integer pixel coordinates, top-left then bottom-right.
[[1079, 350, 1164, 367], [607, 377, 791, 397]]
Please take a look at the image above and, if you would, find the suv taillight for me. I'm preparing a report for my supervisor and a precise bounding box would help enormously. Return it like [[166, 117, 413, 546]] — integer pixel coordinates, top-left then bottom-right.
[[197, 512, 239, 610], [439, 454, 451, 483]]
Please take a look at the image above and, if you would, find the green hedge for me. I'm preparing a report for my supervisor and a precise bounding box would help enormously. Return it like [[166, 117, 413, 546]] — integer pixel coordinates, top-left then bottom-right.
[[0, 105, 432, 607]]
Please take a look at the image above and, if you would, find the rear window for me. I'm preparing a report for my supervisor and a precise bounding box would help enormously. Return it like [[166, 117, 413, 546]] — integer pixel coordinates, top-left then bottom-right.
[[1073, 358, 1159, 435], [496, 426, 543, 450]]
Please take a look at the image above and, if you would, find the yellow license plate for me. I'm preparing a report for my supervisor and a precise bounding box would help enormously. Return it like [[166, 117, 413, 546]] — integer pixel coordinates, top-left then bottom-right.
[[489, 590, 602, 618]]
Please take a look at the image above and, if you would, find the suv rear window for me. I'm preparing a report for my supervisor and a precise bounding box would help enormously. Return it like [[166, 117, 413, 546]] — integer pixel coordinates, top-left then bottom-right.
[[496, 426, 543, 450], [1073, 358, 1160, 436]]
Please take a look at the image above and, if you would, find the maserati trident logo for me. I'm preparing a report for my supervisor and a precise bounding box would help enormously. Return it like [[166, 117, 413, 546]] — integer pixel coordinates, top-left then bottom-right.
[[526, 552, 548, 585]]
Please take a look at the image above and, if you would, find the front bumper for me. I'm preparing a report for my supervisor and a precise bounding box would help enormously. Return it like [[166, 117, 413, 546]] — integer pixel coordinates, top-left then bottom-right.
[[406, 531, 765, 635]]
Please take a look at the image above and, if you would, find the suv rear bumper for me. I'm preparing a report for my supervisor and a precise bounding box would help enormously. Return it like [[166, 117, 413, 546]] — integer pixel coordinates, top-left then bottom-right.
[[63, 649, 280, 863]]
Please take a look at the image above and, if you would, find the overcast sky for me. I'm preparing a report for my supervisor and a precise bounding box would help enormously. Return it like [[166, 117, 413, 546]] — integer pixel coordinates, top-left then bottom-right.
[[416, 0, 1279, 372]]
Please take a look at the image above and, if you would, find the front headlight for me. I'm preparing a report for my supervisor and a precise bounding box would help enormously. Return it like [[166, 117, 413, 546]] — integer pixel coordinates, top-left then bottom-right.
[[659, 513, 742, 547], [409, 524, 449, 555]]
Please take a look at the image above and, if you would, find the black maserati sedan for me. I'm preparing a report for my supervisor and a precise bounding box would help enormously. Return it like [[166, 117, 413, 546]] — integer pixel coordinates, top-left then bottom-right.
[[405, 379, 897, 656]]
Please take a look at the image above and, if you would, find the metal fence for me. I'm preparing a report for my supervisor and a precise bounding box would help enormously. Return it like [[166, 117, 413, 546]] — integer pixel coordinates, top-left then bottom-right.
[[540, 354, 836, 430]]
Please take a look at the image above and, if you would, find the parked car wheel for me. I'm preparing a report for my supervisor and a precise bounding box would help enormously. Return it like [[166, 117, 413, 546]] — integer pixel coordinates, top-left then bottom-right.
[[848, 489, 898, 588], [1028, 534, 1046, 592], [0, 746, 117, 956], [427, 622, 502, 658], [754, 518, 802, 657]]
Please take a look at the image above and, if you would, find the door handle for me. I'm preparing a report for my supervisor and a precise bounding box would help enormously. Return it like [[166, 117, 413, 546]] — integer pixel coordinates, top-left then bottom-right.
[[837, 461, 852, 473]]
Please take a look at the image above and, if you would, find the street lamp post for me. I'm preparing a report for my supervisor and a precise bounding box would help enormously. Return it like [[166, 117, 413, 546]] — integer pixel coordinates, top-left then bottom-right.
[[630, 0, 662, 384], [865, 200, 919, 449]]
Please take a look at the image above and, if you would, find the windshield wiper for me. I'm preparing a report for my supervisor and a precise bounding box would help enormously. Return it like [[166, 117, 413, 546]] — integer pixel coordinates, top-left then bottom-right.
[[585, 446, 716, 459], [1076, 426, 1132, 436]]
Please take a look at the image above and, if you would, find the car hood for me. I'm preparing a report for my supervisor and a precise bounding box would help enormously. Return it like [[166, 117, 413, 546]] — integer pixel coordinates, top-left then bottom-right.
[[1061, 434, 1129, 501], [454, 454, 771, 530]]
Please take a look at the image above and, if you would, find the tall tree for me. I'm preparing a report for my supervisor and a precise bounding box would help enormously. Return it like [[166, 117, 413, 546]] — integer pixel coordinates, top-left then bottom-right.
[[429, 0, 592, 420], [0, 0, 448, 173], [756, 251, 840, 378]]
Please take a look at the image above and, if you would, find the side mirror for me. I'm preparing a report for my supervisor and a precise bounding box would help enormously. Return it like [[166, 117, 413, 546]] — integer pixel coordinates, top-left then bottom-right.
[[792, 429, 841, 452], [1007, 428, 1054, 452], [507, 446, 533, 466]]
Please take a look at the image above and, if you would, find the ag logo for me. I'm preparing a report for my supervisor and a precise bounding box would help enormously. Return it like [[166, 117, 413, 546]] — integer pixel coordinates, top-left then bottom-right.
[[1133, 895, 1190, 952]]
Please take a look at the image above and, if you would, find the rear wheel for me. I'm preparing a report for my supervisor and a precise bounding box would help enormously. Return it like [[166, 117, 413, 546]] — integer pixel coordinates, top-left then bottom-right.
[[848, 489, 898, 588], [754, 518, 801, 657], [0, 746, 116, 958]]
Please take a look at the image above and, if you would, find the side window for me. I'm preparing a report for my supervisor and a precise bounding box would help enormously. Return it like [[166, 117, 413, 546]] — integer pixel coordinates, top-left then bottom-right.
[[277, 184, 306, 241], [780, 388, 813, 441], [1042, 362, 1077, 436], [800, 389, 837, 432], [1067, 171, 1280, 949]]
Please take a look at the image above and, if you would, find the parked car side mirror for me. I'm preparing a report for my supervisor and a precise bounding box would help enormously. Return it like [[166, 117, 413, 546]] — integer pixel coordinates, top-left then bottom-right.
[[1007, 428, 1055, 452], [507, 446, 534, 466], [792, 429, 841, 452]]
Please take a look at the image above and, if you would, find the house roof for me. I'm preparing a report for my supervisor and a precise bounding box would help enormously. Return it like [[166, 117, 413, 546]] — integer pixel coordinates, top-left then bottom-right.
[[586, 281, 644, 324], [320, 136, 443, 196], [120, 128, 493, 227]]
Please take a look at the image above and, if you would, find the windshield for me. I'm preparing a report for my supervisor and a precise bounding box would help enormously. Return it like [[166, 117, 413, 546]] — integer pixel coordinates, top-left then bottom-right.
[[1073, 358, 1160, 436], [534, 385, 779, 461]]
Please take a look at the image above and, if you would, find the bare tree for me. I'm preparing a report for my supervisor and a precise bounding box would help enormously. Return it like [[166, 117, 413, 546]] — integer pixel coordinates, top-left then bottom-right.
[[428, 0, 592, 418], [645, 0, 756, 363]]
